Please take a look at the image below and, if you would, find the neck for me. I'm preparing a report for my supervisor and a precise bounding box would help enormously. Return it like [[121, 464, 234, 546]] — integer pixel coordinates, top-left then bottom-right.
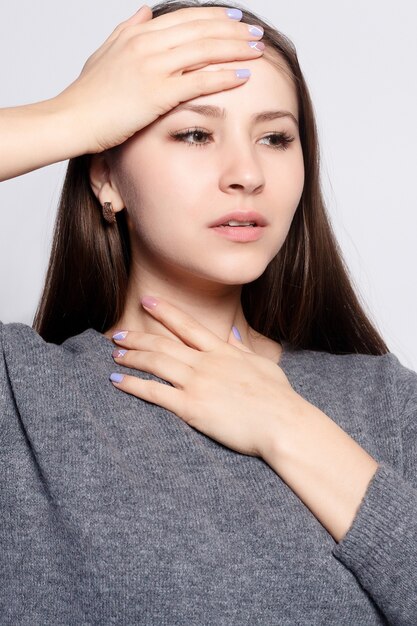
[[104, 264, 256, 349], [104, 258, 283, 364]]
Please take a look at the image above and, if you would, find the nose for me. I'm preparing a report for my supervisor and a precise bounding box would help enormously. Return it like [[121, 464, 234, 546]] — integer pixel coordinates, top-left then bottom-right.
[[218, 136, 265, 196]]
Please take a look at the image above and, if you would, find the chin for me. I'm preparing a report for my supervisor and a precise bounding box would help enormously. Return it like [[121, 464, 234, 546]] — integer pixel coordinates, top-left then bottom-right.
[[207, 264, 270, 286]]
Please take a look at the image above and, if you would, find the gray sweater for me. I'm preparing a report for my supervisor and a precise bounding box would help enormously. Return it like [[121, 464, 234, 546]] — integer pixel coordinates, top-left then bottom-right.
[[1, 321, 417, 626]]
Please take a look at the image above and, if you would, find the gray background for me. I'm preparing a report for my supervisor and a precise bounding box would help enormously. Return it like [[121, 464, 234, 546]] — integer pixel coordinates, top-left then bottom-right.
[[1, 1, 416, 368]]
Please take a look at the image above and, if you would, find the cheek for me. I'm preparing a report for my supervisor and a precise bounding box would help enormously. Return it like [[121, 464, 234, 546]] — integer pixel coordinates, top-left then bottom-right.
[[118, 170, 194, 248], [272, 148, 305, 214], [291, 156, 305, 207]]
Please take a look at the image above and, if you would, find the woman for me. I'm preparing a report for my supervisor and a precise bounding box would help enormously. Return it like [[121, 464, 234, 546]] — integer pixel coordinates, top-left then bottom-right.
[[1, 1, 416, 624]]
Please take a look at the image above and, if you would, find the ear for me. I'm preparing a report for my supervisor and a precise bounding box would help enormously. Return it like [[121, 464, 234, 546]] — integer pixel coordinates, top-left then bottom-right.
[[89, 153, 125, 213]]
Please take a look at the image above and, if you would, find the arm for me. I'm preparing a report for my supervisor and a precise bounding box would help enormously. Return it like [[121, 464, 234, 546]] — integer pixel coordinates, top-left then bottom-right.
[[262, 354, 417, 626], [261, 398, 379, 543], [0, 98, 89, 182], [104, 298, 417, 622], [0, 6, 154, 182], [0, 5, 263, 183]]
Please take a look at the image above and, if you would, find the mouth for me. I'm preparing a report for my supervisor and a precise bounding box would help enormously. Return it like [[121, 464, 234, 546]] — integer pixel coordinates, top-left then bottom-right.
[[209, 210, 269, 229], [216, 220, 257, 227], [208, 210, 268, 242]]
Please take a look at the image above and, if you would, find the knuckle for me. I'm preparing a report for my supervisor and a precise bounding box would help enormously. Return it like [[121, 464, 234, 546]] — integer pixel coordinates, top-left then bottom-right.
[[196, 36, 213, 55], [115, 25, 134, 45], [111, 22, 126, 38], [148, 352, 161, 367], [126, 33, 146, 56], [150, 336, 166, 352], [187, 19, 210, 37]]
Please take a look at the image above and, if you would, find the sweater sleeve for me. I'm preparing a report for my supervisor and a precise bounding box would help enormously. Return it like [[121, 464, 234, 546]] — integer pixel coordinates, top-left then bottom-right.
[[332, 353, 417, 626]]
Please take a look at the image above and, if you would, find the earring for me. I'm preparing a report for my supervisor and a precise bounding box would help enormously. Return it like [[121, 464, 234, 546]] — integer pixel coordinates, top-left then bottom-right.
[[102, 201, 117, 224]]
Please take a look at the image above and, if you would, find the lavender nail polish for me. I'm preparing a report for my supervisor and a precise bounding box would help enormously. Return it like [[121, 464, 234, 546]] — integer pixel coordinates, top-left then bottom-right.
[[110, 373, 124, 383], [112, 331, 128, 340], [112, 349, 127, 358], [232, 326, 242, 341], [248, 41, 265, 51], [235, 69, 251, 79], [248, 25, 264, 37], [226, 8, 242, 20]]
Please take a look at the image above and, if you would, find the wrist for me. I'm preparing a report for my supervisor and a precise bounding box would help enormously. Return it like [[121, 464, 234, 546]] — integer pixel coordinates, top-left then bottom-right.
[[260, 395, 379, 541], [47, 91, 95, 158], [0, 97, 93, 181], [260, 391, 311, 466]]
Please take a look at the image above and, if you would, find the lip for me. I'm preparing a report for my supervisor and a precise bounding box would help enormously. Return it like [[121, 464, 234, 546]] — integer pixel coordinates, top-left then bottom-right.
[[211, 225, 265, 242], [208, 210, 269, 228]]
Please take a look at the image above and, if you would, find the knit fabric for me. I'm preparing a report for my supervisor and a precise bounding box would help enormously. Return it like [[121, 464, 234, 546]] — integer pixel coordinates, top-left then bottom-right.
[[1, 321, 417, 625]]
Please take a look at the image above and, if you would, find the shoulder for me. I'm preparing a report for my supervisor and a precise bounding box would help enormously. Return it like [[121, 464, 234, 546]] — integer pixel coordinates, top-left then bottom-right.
[[0, 322, 64, 422], [283, 343, 411, 382], [0, 321, 110, 418], [0, 320, 106, 361], [314, 349, 417, 403], [1, 321, 78, 376], [282, 345, 417, 421], [0, 323, 110, 398]]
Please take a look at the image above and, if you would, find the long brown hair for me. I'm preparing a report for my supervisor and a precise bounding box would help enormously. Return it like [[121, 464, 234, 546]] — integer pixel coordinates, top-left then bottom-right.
[[33, 0, 389, 355]]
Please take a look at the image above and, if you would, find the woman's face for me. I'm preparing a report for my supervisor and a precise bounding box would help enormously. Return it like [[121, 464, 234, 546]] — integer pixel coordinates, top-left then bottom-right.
[[108, 53, 305, 288]]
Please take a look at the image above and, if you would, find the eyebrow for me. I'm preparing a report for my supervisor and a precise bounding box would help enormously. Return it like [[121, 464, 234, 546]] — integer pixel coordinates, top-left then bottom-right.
[[163, 104, 299, 127]]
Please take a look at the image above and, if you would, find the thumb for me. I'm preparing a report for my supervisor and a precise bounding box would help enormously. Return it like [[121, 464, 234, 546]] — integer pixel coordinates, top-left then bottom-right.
[[126, 5, 153, 24], [105, 6, 152, 46], [227, 326, 253, 352]]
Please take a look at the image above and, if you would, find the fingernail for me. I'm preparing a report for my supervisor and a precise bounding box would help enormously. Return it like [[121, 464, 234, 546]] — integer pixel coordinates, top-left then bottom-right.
[[235, 69, 251, 79], [226, 8, 242, 20], [110, 372, 124, 383], [112, 331, 128, 340], [248, 41, 265, 51], [112, 349, 127, 358], [141, 296, 158, 309], [248, 25, 264, 37], [232, 325, 242, 340]]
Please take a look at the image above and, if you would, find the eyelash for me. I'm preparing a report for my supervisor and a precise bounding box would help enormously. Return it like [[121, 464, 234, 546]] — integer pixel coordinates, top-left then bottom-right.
[[169, 128, 295, 151]]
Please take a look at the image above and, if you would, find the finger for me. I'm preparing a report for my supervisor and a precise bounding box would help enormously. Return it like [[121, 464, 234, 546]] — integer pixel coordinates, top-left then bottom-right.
[[170, 65, 251, 99], [112, 349, 192, 388], [137, 16, 262, 45], [138, 6, 245, 34], [141, 297, 224, 351], [112, 331, 200, 367], [123, 18, 264, 71], [227, 327, 254, 352], [126, 4, 152, 23], [105, 5, 153, 45], [152, 37, 264, 77], [120, 5, 153, 29], [110, 372, 184, 415], [103, 8, 259, 70]]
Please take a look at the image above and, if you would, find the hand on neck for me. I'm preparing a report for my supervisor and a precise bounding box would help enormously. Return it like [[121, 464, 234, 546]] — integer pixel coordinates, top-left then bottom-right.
[[103, 265, 282, 363], [105, 276, 253, 348]]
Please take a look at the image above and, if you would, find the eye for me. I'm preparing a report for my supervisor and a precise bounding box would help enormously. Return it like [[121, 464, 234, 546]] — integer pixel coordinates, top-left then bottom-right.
[[169, 128, 212, 148], [169, 128, 294, 150], [260, 132, 295, 150]]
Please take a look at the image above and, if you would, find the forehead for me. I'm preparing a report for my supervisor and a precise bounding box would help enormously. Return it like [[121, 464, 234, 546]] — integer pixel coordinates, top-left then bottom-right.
[[171, 52, 298, 119]]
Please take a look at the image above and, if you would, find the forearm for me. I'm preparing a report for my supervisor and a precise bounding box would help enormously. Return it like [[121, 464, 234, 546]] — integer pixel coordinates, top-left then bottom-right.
[[262, 397, 379, 543], [0, 95, 90, 182]]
